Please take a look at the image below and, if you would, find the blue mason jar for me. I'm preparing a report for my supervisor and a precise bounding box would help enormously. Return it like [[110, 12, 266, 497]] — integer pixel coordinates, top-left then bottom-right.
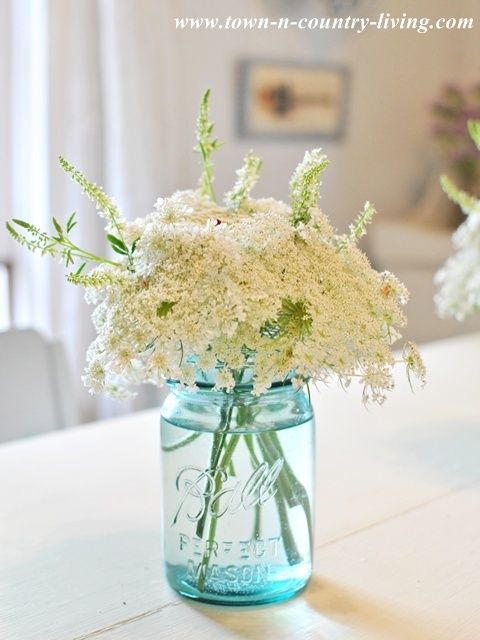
[[160, 373, 315, 605]]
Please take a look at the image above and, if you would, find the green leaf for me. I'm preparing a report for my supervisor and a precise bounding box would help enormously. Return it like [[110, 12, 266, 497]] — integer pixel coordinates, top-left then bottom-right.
[[52, 217, 63, 237], [107, 234, 128, 252], [131, 237, 140, 254], [75, 262, 87, 275], [6, 221, 17, 236], [468, 120, 480, 150], [110, 244, 129, 256], [261, 298, 312, 341], [156, 301, 176, 318], [12, 219, 31, 229], [441, 174, 479, 215], [66, 212, 77, 233], [61, 247, 74, 267]]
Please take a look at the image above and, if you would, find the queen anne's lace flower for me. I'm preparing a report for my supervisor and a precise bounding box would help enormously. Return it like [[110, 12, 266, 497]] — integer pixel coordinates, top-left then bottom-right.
[[78, 185, 423, 401], [7, 91, 425, 403], [436, 120, 480, 321], [436, 211, 480, 320]]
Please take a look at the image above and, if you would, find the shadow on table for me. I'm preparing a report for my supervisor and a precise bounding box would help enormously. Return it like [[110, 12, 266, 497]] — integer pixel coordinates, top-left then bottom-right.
[[3, 529, 445, 640], [191, 575, 440, 640]]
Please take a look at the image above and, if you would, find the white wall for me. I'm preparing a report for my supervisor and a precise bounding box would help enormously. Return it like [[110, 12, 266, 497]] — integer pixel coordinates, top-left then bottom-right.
[[3, 0, 476, 246], [0, 0, 12, 261], [164, 0, 479, 231]]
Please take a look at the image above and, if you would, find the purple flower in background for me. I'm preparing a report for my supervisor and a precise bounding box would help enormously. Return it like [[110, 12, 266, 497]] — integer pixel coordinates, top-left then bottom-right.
[[431, 84, 480, 193]]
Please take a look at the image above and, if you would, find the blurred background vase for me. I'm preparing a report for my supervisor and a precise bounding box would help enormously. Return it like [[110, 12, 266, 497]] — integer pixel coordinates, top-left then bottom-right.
[[160, 374, 315, 605], [431, 82, 480, 229]]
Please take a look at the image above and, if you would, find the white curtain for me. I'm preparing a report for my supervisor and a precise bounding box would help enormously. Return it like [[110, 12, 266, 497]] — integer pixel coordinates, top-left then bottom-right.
[[1, 0, 181, 422]]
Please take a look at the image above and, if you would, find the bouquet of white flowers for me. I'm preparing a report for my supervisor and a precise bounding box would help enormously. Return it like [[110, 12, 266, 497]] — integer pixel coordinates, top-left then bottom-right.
[[435, 120, 480, 320], [7, 89, 425, 402], [7, 90, 427, 605]]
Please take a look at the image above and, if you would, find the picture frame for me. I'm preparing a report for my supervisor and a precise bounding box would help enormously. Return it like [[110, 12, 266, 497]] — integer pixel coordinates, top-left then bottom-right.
[[237, 59, 349, 140]]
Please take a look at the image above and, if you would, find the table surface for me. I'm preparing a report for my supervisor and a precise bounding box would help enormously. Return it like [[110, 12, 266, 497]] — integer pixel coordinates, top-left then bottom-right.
[[1, 333, 480, 640]]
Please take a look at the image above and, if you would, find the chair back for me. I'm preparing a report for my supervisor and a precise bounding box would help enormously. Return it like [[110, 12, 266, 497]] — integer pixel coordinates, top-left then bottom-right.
[[0, 329, 79, 442]]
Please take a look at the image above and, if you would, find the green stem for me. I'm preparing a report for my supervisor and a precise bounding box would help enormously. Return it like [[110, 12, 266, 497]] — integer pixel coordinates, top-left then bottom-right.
[[256, 435, 302, 565], [190, 377, 311, 591], [196, 433, 241, 592], [227, 458, 236, 477], [244, 435, 261, 539], [161, 431, 201, 452], [266, 431, 313, 550], [258, 434, 298, 508], [195, 400, 233, 539], [199, 144, 216, 202], [66, 241, 123, 267], [253, 498, 261, 540]]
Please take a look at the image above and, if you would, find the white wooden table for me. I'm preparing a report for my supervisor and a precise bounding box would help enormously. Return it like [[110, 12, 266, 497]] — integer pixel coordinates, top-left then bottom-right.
[[1, 333, 480, 640]]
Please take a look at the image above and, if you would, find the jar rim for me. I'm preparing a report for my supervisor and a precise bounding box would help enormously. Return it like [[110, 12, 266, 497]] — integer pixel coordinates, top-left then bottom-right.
[[166, 375, 295, 393], [167, 366, 296, 393]]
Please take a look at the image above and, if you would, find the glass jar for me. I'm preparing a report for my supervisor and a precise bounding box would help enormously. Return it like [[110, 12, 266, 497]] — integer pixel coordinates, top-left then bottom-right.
[[160, 376, 315, 605]]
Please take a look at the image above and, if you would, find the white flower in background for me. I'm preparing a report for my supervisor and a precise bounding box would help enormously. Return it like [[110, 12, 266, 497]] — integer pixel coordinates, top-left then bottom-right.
[[7, 90, 425, 403], [435, 120, 480, 321]]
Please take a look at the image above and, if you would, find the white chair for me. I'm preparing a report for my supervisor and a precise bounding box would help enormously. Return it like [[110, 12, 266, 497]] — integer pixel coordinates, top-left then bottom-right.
[[0, 329, 79, 443]]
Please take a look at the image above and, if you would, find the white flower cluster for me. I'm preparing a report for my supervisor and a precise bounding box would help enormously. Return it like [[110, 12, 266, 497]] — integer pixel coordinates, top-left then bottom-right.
[[6, 91, 426, 404], [82, 186, 423, 403], [435, 121, 480, 321], [435, 208, 480, 320]]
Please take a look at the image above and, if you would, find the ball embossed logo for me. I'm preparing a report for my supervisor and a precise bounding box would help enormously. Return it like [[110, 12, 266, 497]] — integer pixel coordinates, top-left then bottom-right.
[[172, 458, 284, 525]]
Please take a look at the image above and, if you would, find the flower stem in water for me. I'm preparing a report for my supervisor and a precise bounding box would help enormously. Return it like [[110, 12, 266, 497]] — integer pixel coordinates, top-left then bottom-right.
[[195, 401, 234, 539], [196, 433, 241, 592], [255, 435, 302, 566], [265, 430, 313, 549]]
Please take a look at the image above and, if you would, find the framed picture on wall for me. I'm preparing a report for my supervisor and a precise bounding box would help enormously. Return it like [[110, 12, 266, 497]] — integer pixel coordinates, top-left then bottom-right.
[[237, 60, 349, 139]]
